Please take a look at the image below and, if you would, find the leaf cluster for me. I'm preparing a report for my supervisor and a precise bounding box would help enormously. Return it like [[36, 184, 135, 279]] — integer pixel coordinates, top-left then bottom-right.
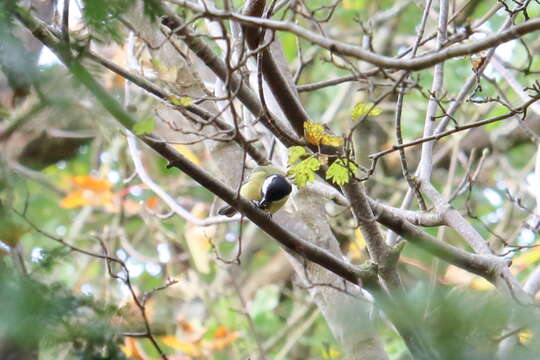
[[287, 146, 357, 187], [0, 264, 126, 359]]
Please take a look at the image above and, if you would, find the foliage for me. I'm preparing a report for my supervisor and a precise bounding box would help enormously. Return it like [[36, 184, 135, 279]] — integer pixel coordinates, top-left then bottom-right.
[[288, 157, 321, 187], [168, 96, 193, 107], [133, 117, 156, 136], [0, 263, 127, 359], [351, 102, 383, 120], [80, 0, 131, 43], [1, 0, 540, 359], [325, 158, 358, 186], [303, 121, 344, 147]]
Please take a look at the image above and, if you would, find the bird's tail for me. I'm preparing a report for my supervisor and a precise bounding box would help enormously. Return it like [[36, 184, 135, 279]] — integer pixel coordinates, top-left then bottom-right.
[[218, 205, 237, 217]]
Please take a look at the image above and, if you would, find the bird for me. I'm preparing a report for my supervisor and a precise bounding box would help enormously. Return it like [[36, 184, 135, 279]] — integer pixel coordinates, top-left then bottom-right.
[[218, 165, 292, 217]]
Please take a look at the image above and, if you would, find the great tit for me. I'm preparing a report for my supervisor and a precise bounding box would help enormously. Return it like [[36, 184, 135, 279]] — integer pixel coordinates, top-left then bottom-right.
[[218, 165, 292, 217]]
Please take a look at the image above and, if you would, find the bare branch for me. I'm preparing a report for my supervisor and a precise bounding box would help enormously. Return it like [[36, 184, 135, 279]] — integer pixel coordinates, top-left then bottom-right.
[[167, 0, 540, 71]]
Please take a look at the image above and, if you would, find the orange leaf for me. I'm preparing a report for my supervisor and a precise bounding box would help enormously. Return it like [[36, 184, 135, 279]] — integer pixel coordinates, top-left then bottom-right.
[[60, 190, 90, 208], [60, 189, 115, 209], [179, 319, 195, 334], [208, 330, 238, 351], [304, 121, 325, 145], [72, 175, 111, 192], [213, 326, 230, 339], [146, 196, 159, 209], [203, 326, 238, 352], [304, 121, 343, 147], [121, 337, 144, 360]]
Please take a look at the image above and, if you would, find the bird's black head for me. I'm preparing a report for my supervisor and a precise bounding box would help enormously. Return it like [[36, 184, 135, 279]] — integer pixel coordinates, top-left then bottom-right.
[[258, 174, 292, 209]]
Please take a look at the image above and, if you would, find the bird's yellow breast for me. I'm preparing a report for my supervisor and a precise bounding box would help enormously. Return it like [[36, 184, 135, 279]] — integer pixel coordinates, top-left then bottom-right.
[[240, 171, 266, 201]]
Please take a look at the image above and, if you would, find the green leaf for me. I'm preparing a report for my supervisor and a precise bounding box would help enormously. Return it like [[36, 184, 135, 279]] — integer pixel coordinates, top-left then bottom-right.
[[288, 157, 321, 187], [325, 158, 358, 186], [142, 0, 163, 20], [169, 95, 192, 107], [250, 285, 280, 318], [133, 118, 155, 135], [351, 102, 382, 120], [81, 0, 131, 43], [287, 146, 308, 166]]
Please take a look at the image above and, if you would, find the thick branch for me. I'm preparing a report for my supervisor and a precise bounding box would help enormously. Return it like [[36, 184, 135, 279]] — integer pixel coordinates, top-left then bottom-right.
[[420, 180, 530, 303], [373, 205, 501, 280], [243, 0, 309, 137], [144, 137, 371, 285]]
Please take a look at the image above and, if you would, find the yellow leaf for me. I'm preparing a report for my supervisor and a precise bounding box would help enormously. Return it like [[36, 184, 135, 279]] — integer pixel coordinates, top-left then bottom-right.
[[304, 121, 343, 147], [511, 247, 540, 272], [172, 144, 201, 165], [120, 337, 144, 360], [160, 335, 201, 356], [444, 266, 494, 291], [304, 121, 325, 145], [352, 103, 383, 119], [518, 328, 533, 344], [342, 0, 362, 9], [185, 203, 215, 274], [470, 277, 495, 291], [72, 175, 111, 192], [321, 346, 341, 359], [321, 134, 344, 147], [169, 95, 193, 107], [348, 229, 366, 261]]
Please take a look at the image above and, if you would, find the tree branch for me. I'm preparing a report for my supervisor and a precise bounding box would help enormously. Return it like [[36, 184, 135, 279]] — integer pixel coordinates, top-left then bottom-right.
[[167, 0, 540, 71], [243, 0, 310, 137]]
